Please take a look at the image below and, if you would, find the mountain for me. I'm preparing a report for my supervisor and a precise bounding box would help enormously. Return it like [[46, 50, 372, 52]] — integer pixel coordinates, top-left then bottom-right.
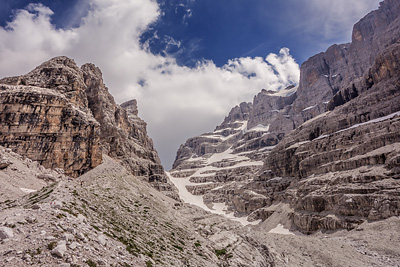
[[0, 57, 176, 198], [170, 0, 400, 233], [169, 86, 297, 223], [1, 0, 400, 266]]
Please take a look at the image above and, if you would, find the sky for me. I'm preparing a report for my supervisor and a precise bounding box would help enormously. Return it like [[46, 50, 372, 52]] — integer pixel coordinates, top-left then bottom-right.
[[0, 0, 381, 169]]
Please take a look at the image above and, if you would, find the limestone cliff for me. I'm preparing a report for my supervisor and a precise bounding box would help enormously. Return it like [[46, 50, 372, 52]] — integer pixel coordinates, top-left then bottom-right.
[[0, 57, 174, 195], [0, 57, 101, 177], [290, 0, 400, 127], [170, 86, 298, 220], [170, 0, 400, 231], [81, 63, 173, 193]]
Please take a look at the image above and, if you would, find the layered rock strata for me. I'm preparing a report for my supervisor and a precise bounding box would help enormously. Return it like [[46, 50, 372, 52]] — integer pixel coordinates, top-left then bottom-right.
[[170, 0, 400, 231], [0, 57, 174, 195], [81, 63, 172, 193], [256, 0, 400, 233], [170, 86, 298, 222], [0, 57, 101, 177]]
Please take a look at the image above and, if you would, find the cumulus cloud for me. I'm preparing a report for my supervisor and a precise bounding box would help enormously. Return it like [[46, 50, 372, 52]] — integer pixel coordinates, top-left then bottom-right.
[[0, 3, 77, 76], [0, 0, 300, 169]]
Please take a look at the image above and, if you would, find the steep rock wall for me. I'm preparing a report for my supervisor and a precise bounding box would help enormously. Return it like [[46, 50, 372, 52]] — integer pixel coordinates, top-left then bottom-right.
[[0, 57, 175, 196], [0, 58, 101, 177]]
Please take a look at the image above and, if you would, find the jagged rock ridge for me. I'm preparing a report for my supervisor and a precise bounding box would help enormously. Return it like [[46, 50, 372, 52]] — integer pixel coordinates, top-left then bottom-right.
[[0, 57, 175, 196]]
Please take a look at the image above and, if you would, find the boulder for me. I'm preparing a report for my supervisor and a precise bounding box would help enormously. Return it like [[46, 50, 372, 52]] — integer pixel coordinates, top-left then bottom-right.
[[0, 227, 14, 240], [51, 241, 67, 258]]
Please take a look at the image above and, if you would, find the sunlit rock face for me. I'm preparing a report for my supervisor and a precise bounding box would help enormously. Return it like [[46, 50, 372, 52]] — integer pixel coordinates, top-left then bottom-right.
[[289, 0, 400, 127], [170, 0, 400, 231], [0, 57, 101, 177], [0, 57, 176, 197]]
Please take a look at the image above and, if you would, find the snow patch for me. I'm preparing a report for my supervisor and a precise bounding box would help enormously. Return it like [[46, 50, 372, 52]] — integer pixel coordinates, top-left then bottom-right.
[[211, 202, 261, 226], [166, 172, 210, 211], [20, 188, 37, 194], [268, 224, 295, 235], [287, 141, 310, 150], [167, 172, 260, 226], [302, 105, 316, 112], [337, 111, 400, 133], [207, 148, 248, 164], [247, 124, 270, 133], [186, 156, 205, 162]]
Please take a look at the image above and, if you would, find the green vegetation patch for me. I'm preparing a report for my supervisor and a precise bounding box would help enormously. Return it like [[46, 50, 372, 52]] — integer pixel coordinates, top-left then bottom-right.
[[215, 248, 227, 256], [85, 259, 97, 267]]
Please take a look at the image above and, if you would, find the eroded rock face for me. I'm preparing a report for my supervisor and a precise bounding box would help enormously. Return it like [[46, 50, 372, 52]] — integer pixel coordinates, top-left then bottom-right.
[[81, 63, 174, 195], [0, 57, 101, 177], [290, 0, 400, 127], [260, 0, 400, 233], [171, 0, 400, 232], [0, 57, 174, 195], [170, 86, 298, 220]]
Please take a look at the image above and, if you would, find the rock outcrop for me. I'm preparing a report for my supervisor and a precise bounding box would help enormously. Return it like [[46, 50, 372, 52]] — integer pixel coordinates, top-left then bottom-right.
[[0, 57, 174, 195], [290, 0, 400, 127], [81, 63, 172, 193], [0, 57, 101, 177]]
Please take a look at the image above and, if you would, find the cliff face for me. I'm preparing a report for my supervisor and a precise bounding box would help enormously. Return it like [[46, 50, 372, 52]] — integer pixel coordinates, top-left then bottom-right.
[[170, 86, 298, 220], [170, 0, 400, 231], [290, 0, 400, 126], [0, 57, 174, 196], [81, 63, 172, 193], [258, 0, 400, 233], [262, 4, 400, 231], [0, 57, 101, 177]]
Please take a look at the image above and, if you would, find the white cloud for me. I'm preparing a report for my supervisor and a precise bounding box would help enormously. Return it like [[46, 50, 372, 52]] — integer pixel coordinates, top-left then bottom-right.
[[0, 0, 300, 169], [0, 3, 77, 76]]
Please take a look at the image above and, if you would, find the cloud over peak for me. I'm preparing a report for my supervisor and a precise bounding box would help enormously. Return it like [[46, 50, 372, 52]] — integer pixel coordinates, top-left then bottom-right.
[[0, 0, 299, 168]]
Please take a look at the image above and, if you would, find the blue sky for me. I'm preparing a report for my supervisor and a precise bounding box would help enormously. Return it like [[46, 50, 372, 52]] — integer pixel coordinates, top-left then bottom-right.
[[0, 0, 381, 168], [140, 0, 328, 67]]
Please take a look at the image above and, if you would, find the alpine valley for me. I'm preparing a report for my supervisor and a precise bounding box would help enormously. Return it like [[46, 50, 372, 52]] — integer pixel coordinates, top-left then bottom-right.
[[1, 0, 400, 266]]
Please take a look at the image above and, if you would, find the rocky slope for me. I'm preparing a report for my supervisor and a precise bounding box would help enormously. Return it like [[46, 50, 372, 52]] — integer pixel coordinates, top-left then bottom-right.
[[0, 147, 277, 267], [0, 57, 175, 196], [170, 0, 400, 232], [2, 146, 400, 267]]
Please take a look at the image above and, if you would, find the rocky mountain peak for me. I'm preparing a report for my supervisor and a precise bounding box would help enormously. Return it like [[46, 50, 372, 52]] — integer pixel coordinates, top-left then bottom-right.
[[0, 56, 176, 197], [0, 56, 89, 111], [216, 102, 252, 131], [1, 1, 400, 266]]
